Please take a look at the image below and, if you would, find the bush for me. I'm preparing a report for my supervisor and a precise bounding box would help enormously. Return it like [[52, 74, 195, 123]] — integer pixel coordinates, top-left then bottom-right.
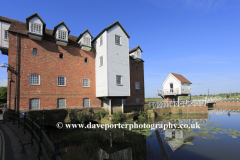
[[0, 87, 7, 103], [112, 111, 123, 122], [179, 109, 182, 113], [169, 110, 172, 114]]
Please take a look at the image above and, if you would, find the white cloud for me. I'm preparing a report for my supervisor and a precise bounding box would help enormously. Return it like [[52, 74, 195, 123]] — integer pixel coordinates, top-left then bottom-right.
[[0, 79, 7, 87]]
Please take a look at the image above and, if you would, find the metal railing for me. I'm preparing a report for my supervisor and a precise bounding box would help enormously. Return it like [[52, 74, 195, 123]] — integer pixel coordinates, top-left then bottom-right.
[[8, 110, 61, 160], [150, 100, 206, 108]]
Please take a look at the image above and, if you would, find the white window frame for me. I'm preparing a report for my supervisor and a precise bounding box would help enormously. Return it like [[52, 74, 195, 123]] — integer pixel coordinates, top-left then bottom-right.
[[57, 98, 66, 108], [116, 75, 122, 85], [4, 30, 9, 40], [136, 98, 140, 105], [83, 98, 90, 107], [100, 56, 103, 66], [29, 74, 40, 85], [100, 36, 103, 46], [29, 22, 42, 35], [83, 37, 91, 46], [33, 48, 37, 56], [83, 78, 90, 87], [57, 76, 66, 86], [135, 82, 140, 90], [115, 35, 121, 45], [29, 98, 40, 110], [57, 30, 67, 41]]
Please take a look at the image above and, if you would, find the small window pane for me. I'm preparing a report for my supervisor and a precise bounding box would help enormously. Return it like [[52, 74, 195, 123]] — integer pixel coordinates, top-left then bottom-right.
[[115, 35, 121, 45], [116, 75, 122, 85], [84, 57, 88, 63], [100, 36, 103, 46], [84, 37, 90, 46], [33, 48, 37, 55], [29, 99, 40, 109], [83, 78, 89, 87], [30, 74, 40, 85], [136, 98, 140, 105], [58, 76, 65, 86], [100, 56, 103, 66], [135, 82, 140, 89], [83, 98, 90, 107], [57, 98, 66, 108], [5, 30, 9, 40], [59, 53, 63, 59]]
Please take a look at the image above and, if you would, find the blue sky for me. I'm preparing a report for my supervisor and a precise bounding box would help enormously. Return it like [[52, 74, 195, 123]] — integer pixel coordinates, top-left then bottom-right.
[[0, 0, 240, 97]]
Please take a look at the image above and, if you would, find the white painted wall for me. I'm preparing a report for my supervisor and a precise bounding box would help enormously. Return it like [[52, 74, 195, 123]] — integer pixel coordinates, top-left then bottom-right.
[[79, 32, 91, 46], [93, 31, 108, 97], [107, 25, 130, 97], [0, 21, 11, 49]]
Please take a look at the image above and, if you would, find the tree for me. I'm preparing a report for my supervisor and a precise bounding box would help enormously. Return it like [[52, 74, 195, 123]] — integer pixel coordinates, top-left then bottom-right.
[[0, 87, 7, 103]]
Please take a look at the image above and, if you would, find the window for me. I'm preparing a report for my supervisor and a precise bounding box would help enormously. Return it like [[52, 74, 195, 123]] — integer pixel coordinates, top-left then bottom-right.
[[30, 22, 42, 35], [59, 53, 63, 59], [115, 35, 121, 45], [33, 48, 37, 55], [30, 74, 40, 85], [57, 76, 66, 86], [100, 56, 103, 66], [83, 98, 90, 107], [4, 30, 9, 40], [83, 78, 90, 87], [122, 99, 126, 105], [58, 30, 67, 40], [116, 75, 122, 85], [135, 82, 140, 89], [100, 36, 103, 46], [136, 98, 140, 105], [84, 57, 88, 63], [57, 98, 66, 108], [29, 98, 40, 109], [83, 37, 90, 46], [137, 50, 141, 58]]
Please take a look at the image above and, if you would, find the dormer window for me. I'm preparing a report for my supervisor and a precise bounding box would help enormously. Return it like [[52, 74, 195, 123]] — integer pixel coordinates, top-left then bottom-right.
[[77, 29, 93, 51], [26, 13, 46, 41], [30, 22, 42, 35], [58, 30, 67, 40]]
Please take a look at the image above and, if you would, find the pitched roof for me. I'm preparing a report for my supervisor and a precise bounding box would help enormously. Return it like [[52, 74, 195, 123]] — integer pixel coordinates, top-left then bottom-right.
[[0, 15, 80, 47], [171, 73, 192, 84], [92, 21, 130, 43], [53, 21, 71, 36], [129, 46, 143, 54], [76, 29, 93, 42]]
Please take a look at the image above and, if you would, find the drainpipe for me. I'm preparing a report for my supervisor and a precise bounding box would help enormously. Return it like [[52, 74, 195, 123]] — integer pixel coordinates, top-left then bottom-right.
[[14, 33, 18, 112]]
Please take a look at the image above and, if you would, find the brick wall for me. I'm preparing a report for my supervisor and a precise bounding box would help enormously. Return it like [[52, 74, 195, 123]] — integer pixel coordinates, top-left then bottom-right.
[[7, 33, 101, 112], [154, 106, 208, 115]]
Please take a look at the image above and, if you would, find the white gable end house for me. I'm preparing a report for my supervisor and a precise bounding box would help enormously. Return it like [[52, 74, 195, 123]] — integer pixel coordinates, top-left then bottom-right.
[[158, 73, 192, 101]]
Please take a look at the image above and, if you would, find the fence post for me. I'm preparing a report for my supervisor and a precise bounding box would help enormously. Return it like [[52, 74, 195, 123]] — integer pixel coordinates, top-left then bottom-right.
[[18, 110, 20, 128], [31, 116, 34, 145], [52, 140, 61, 160], [23, 112, 26, 134], [38, 122, 43, 159]]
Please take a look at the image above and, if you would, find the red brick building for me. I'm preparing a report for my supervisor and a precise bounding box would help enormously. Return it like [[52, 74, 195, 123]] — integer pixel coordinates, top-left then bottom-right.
[[0, 13, 145, 112]]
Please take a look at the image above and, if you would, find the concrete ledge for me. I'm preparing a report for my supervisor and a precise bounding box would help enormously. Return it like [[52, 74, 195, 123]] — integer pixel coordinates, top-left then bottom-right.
[[154, 106, 208, 115]]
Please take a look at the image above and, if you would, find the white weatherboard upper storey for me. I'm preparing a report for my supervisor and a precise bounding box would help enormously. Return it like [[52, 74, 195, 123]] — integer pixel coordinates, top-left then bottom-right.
[[0, 21, 11, 49], [78, 32, 91, 47], [94, 24, 130, 97], [130, 48, 141, 59]]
